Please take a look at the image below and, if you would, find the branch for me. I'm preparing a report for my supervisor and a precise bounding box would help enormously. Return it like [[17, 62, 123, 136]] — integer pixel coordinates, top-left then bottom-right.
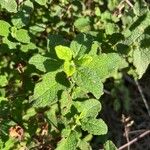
[[135, 80, 150, 117], [124, 74, 150, 118], [118, 130, 150, 150]]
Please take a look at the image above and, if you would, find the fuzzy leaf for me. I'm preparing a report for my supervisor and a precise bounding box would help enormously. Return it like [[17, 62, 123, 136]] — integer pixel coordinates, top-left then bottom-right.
[[46, 104, 58, 127], [73, 68, 103, 99], [123, 12, 150, 46], [56, 131, 78, 150], [64, 61, 76, 77], [11, 0, 34, 28], [3, 138, 16, 150], [14, 29, 30, 43], [74, 99, 101, 118], [133, 47, 150, 78], [76, 55, 93, 67], [31, 72, 69, 107], [2, 37, 17, 49], [104, 140, 117, 150], [29, 54, 61, 72], [0, 0, 17, 13], [23, 108, 36, 120], [78, 140, 92, 150], [88, 53, 123, 80], [60, 91, 72, 116], [0, 75, 8, 87], [21, 43, 37, 52], [55, 45, 73, 61], [81, 118, 108, 135], [70, 34, 94, 58], [0, 20, 11, 37], [74, 17, 90, 32]]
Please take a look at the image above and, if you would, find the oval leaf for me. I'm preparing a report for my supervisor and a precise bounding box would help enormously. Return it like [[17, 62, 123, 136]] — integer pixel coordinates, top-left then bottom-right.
[[104, 140, 117, 150], [0, 0, 17, 12], [74, 99, 101, 118], [81, 118, 108, 135], [0, 20, 11, 37], [73, 68, 103, 99], [14, 29, 30, 43], [55, 45, 73, 61], [56, 131, 78, 150], [64, 61, 76, 77]]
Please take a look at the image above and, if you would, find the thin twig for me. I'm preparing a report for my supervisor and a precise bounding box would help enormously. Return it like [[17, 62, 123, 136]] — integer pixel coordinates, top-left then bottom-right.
[[124, 123, 130, 150], [125, 0, 133, 8], [103, 89, 111, 95], [128, 129, 147, 135], [113, 0, 133, 17], [135, 80, 150, 117], [118, 130, 150, 150], [124, 74, 150, 99]]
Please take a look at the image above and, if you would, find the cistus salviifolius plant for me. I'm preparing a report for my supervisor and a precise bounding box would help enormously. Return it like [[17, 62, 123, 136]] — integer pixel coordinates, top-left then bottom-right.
[[0, 0, 150, 149]]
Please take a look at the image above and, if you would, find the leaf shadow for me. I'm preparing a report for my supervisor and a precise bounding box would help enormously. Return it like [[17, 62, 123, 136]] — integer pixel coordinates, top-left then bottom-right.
[[43, 58, 63, 72]]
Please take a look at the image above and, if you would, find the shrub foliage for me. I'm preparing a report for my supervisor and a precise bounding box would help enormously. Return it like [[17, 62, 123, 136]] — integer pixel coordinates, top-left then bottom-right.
[[0, 0, 150, 149]]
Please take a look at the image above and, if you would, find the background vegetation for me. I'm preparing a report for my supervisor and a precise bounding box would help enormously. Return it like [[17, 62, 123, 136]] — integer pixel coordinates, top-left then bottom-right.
[[0, 0, 150, 149]]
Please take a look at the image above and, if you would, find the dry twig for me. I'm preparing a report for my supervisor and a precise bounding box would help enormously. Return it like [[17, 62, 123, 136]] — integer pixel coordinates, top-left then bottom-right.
[[118, 130, 150, 150], [135, 80, 150, 117], [113, 0, 133, 17]]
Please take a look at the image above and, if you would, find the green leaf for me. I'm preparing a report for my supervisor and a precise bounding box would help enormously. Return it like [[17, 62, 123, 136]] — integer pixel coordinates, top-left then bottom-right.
[[23, 108, 36, 120], [0, 139, 3, 149], [14, 29, 30, 43], [101, 11, 111, 22], [61, 128, 72, 138], [60, 91, 72, 116], [2, 37, 17, 49], [74, 99, 101, 118], [72, 87, 88, 99], [70, 34, 94, 58], [73, 68, 103, 99], [64, 61, 76, 77], [0, 20, 11, 37], [0, 75, 8, 87], [88, 53, 123, 80], [95, 7, 101, 16], [108, 0, 119, 11], [105, 23, 118, 35], [31, 72, 69, 107], [122, 12, 150, 46], [4, 138, 16, 150], [133, 47, 150, 78], [29, 54, 61, 72], [35, 0, 47, 5], [46, 104, 58, 127], [0, 97, 7, 103], [0, 0, 17, 13], [11, 0, 34, 28], [55, 45, 73, 61], [20, 43, 37, 52], [29, 23, 46, 33], [56, 131, 78, 150], [76, 55, 93, 67], [104, 140, 117, 150], [81, 118, 108, 135], [47, 35, 66, 58], [74, 17, 91, 32], [78, 140, 92, 150]]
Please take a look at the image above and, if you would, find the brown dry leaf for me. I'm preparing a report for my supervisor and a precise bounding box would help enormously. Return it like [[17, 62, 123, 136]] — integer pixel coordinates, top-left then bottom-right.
[[41, 123, 49, 136], [9, 125, 24, 140]]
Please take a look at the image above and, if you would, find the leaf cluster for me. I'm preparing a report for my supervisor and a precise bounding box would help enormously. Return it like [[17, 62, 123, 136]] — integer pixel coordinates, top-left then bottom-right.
[[0, 0, 150, 149]]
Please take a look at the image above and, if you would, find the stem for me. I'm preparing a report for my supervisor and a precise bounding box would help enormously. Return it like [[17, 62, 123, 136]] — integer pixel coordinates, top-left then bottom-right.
[[119, 130, 150, 150], [135, 80, 150, 117]]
